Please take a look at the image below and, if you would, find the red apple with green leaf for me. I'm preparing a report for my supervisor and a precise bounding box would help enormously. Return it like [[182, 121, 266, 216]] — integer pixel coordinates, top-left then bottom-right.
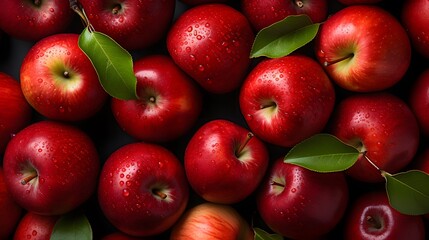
[[184, 119, 269, 204], [315, 5, 411, 92], [98, 142, 189, 237], [78, 0, 175, 50], [402, 0, 429, 59], [256, 158, 349, 239], [167, 4, 254, 94], [344, 191, 426, 240], [329, 92, 420, 183], [13, 212, 59, 240], [0, 167, 23, 239], [170, 202, 254, 240], [241, 0, 328, 31], [239, 55, 336, 147], [0, 72, 32, 154], [20, 33, 108, 122], [0, 0, 74, 41], [2, 120, 100, 215], [111, 55, 202, 143]]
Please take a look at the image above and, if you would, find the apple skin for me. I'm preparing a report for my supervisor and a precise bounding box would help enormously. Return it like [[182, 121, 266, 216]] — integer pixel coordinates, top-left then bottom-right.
[[0, 168, 23, 240], [315, 5, 411, 92], [239, 55, 335, 148], [2, 120, 100, 215], [0, 72, 32, 154], [409, 69, 429, 137], [170, 202, 254, 240], [111, 55, 202, 143], [329, 92, 420, 183], [79, 0, 175, 50], [98, 142, 189, 237], [0, 0, 73, 41], [402, 0, 429, 59], [20, 33, 108, 122], [344, 191, 425, 240], [12, 212, 59, 240], [241, 0, 328, 31], [184, 119, 269, 204], [256, 158, 349, 239], [167, 4, 254, 94]]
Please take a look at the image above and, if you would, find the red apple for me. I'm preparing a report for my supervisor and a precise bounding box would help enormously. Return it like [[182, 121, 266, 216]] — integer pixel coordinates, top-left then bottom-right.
[[256, 158, 349, 239], [13, 212, 59, 240], [0, 72, 32, 154], [78, 0, 175, 50], [98, 142, 189, 237], [167, 4, 254, 94], [170, 202, 254, 240], [412, 148, 429, 220], [20, 33, 108, 122], [315, 5, 411, 92], [2, 120, 100, 215], [0, 167, 23, 239], [184, 119, 269, 204], [111, 55, 202, 143], [338, 0, 383, 5], [0, 0, 73, 41], [402, 0, 429, 59], [241, 0, 328, 31], [409, 69, 429, 136], [344, 191, 425, 240], [329, 92, 420, 182], [239, 55, 335, 147]]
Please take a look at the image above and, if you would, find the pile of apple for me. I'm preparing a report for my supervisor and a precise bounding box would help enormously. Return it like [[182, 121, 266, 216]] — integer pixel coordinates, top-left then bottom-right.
[[1, 0, 429, 239]]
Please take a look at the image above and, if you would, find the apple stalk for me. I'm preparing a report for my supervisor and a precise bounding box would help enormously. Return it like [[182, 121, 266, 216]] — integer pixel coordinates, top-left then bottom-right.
[[235, 132, 254, 157], [323, 53, 354, 67]]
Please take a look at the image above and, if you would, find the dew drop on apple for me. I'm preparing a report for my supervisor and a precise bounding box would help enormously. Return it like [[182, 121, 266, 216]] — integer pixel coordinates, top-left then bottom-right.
[[198, 65, 205, 72], [291, 188, 296, 193], [119, 181, 124, 186], [122, 189, 130, 197]]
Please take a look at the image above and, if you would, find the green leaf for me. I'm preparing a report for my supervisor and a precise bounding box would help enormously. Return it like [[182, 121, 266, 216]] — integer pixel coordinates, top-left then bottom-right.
[[78, 27, 138, 100], [284, 134, 360, 173], [50, 212, 92, 240], [250, 14, 320, 58], [383, 170, 429, 215], [254, 228, 283, 240]]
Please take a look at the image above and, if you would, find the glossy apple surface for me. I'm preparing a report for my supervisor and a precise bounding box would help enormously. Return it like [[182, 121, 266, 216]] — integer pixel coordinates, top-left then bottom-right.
[[167, 4, 254, 94], [315, 5, 411, 92], [241, 0, 328, 31], [409, 69, 429, 136], [170, 202, 253, 240], [13, 212, 59, 240], [3, 121, 100, 215], [344, 191, 425, 240], [0, 72, 32, 154], [184, 119, 269, 204], [257, 158, 349, 239], [329, 92, 420, 182], [239, 55, 335, 147], [79, 0, 175, 50], [0, 0, 73, 41], [20, 33, 108, 122], [98, 142, 189, 237], [111, 55, 202, 143], [0, 168, 23, 239], [402, 0, 429, 58]]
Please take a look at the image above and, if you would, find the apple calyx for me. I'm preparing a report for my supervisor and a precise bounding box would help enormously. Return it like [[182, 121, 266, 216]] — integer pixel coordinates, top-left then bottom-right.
[[235, 132, 254, 158], [20, 171, 38, 185], [294, 0, 304, 8], [323, 53, 354, 67], [33, 0, 42, 7], [366, 215, 383, 231], [112, 4, 122, 14]]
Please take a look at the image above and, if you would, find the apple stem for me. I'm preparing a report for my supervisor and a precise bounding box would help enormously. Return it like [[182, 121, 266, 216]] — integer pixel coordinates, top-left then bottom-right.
[[323, 53, 354, 67], [153, 189, 167, 199], [20, 172, 38, 185], [270, 180, 285, 188], [63, 71, 70, 79], [236, 132, 254, 157], [362, 152, 381, 172], [69, 0, 95, 32], [148, 96, 156, 103], [294, 0, 304, 8]]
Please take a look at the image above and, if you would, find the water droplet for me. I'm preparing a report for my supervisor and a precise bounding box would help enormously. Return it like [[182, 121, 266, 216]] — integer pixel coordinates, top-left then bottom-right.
[[122, 188, 130, 197], [32, 230, 37, 236], [185, 46, 191, 52], [196, 35, 202, 40], [198, 65, 205, 72], [189, 54, 196, 61], [187, 26, 193, 32], [291, 188, 296, 193], [119, 181, 124, 186], [120, 173, 124, 178]]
